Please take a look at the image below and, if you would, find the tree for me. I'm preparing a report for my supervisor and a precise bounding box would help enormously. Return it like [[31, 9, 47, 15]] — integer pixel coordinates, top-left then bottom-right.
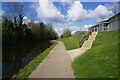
[[2, 18, 14, 44], [39, 22, 48, 41], [3, 3, 29, 44], [28, 22, 58, 41], [6, 2, 25, 20], [46, 25, 58, 40], [6, 2, 26, 29], [61, 29, 71, 38]]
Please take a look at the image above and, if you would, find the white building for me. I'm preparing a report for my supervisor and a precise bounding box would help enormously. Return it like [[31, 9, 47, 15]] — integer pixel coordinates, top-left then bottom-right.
[[89, 13, 120, 32]]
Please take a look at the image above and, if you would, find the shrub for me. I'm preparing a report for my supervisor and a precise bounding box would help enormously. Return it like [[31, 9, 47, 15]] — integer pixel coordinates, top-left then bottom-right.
[[61, 29, 71, 38]]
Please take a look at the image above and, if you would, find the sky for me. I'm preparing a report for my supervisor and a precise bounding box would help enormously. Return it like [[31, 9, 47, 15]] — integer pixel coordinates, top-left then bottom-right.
[[1, 0, 118, 36]]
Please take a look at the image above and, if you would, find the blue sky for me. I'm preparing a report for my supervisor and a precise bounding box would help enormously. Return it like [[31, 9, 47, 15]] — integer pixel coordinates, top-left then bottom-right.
[[2, 1, 116, 35]]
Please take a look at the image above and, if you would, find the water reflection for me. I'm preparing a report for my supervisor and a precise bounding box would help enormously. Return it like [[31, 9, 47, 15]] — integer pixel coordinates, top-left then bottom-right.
[[2, 42, 52, 78]]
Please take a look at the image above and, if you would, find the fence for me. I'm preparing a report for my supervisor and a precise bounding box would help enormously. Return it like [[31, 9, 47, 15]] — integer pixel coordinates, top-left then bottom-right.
[[79, 32, 92, 47]]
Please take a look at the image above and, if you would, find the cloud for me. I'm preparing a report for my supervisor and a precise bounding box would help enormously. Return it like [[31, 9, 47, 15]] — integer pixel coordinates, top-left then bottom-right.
[[54, 27, 64, 36], [82, 24, 94, 31], [67, 1, 88, 21], [34, 20, 39, 23], [111, 1, 120, 14], [49, 0, 72, 2], [59, 0, 72, 6], [54, 22, 82, 36], [94, 5, 113, 19], [69, 25, 81, 34], [29, 2, 39, 9], [35, 0, 64, 22], [67, 1, 114, 22], [55, 26, 80, 36], [0, 10, 5, 16], [23, 16, 39, 24], [23, 16, 31, 24]]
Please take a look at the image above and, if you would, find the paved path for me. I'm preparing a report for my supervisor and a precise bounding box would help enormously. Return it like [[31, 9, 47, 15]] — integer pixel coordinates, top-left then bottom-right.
[[67, 32, 98, 61], [29, 41, 74, 78]]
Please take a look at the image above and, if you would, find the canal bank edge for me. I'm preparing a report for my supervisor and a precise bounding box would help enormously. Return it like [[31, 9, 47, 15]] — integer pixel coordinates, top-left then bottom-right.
[[12, 41, 58, 78]]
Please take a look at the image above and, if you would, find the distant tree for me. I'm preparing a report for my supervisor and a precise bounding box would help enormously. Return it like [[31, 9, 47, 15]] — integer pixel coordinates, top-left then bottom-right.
[[61, 29, 71, 38]]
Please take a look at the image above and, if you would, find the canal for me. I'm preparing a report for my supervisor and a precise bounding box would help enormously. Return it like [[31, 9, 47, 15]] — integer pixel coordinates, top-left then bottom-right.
[[2, 42, 52, 78]]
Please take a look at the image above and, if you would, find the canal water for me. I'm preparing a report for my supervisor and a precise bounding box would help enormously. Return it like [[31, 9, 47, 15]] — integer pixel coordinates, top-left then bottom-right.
[[2, 42, 52, 78]]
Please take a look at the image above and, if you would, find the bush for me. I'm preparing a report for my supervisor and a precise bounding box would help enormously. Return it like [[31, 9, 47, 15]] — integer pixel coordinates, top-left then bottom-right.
[[61, 29, 71, 38]]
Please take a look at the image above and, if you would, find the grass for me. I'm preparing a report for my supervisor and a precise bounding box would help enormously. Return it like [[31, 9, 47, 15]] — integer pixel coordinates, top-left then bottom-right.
[[72, 30, 119, 78], [58, 33, 86, 50], [12, 41, 58, 78]]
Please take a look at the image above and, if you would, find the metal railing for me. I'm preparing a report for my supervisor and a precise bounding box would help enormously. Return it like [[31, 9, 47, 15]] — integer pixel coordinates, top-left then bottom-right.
[[79, 32, 92, 47]]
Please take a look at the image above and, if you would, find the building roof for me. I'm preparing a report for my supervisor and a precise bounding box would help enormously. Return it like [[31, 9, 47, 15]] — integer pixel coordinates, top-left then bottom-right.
[[108, 12, 120, 21], [89, 12, 120, 29]]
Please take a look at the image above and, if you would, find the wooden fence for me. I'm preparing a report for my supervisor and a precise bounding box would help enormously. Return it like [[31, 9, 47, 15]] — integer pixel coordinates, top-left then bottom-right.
[[79, 32, 92, 47]]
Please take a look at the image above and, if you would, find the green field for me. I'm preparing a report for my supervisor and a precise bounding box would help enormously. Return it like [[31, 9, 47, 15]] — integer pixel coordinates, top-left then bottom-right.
[[58, 33, 86, 50], [72, 30, 119, 78]]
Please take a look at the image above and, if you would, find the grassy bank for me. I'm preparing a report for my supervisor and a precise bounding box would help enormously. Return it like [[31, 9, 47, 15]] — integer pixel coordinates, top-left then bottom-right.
[[73, 30, 119, 78], [58, 33, 86, 50], [12, 41, 58, 78]]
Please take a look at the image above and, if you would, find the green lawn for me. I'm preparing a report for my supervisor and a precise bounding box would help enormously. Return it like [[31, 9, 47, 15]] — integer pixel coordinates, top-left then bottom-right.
[[12, 41, 58, 78], [72, 30, 119, 78], [58, 33, 86, 50]]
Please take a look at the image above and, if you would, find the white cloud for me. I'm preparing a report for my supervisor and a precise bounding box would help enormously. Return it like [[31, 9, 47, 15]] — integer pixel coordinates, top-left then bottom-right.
[[54, 25, 83, 36], [67, 1, 114, 22], [0, 10, 5, 16], [69, 25, 81, 34], [59, 1, 72, 6], [49, 0, 72, 2], [29, 2, 39, 9], [82, 24, 94, 31], [23, 16, 31, 24], [94, 5, 114, 20], [54, 22, 82, 36], [34, 20, 39, 23], [67, 1, 88, 21], [23, 16, 40, 24], [111, 1, 120, 14], [35, 0, 64, 22], [54, 27, 64, 36], [54, 22, 94, 36]]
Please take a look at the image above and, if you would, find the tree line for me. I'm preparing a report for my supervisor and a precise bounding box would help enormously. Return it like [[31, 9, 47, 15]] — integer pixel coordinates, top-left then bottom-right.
[[2, 16, 58, 45], [2, 2, 73, 45]]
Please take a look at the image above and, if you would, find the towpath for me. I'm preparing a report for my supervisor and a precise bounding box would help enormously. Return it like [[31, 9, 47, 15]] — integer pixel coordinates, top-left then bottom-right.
[[29, 41, 75, 78], [29, 32, 98, 78]]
